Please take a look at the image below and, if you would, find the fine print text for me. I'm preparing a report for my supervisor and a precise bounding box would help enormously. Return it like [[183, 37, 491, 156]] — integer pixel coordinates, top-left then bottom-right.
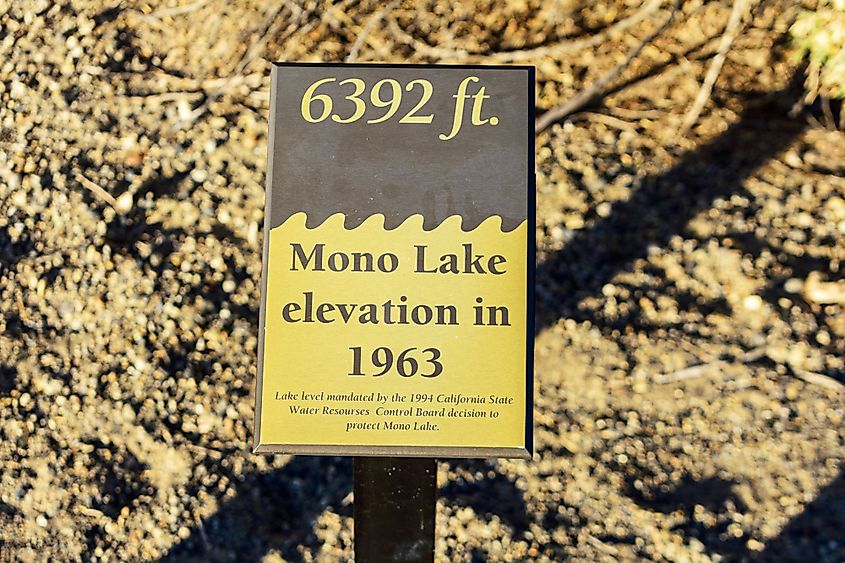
[[274, 389, 516, 433]]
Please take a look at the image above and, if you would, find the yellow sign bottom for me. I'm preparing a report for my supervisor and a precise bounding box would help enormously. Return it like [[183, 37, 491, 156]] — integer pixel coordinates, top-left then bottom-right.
[[255, 213, 529, 457]]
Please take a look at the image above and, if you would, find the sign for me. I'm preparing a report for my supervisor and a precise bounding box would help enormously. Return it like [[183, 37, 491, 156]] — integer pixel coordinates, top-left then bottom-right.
[[254, 63, 534, 458]]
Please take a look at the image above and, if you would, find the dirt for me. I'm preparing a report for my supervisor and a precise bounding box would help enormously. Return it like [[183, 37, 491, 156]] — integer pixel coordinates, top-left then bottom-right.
[[0, 0, 843, 561]]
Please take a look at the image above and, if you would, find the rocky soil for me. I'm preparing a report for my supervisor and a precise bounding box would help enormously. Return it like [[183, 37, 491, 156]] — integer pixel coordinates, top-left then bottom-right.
[[0, 0, 843, 561]]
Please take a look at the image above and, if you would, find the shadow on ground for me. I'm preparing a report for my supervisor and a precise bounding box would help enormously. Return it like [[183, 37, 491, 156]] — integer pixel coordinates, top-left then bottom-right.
[[158, 83, 844, 562], [755, 473, 845, 562], [159, 456, 352, 562], [534, 89, 806, 334]]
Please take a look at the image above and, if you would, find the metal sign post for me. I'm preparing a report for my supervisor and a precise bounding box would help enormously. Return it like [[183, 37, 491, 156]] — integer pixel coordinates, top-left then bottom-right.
[[354, 457, 436, 562]]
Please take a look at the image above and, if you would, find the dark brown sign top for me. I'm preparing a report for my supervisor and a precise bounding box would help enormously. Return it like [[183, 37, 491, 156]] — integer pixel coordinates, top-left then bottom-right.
[[266, 63, 533, 231]]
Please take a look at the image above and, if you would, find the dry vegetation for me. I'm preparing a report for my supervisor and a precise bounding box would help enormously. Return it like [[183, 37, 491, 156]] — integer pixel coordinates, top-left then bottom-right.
[[0, 0, 843, 561], [791, 0, 845, 103]]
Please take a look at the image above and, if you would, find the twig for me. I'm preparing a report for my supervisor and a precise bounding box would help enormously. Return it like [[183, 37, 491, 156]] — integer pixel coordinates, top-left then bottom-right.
[[183, 0, 301, 125], [183, 0, 347, 125], [655, 361, 725, 384], [121, 91, 204, 102], [76, 506, 106, 520], [769, 160, 845, 187], [183, 442, 230, 458], [840, 101, 845, 131], [607, 106, 665, 119], [231, 1, 290, 77], [75, 173, 123, 212], [803, 272, 845, 304], [569, 111, 636, 131], [791, 366, 845, 393], [347, 0, 400, 62], [739, 346, 768, 363], [584, 533, 620, 556], [821, 96, 837, 130], [194, 509, 211, 553], [656, 344, 766, 384], [679, 0, 750, 134], [16, 244, 89, 267], [535, 0, 680, 134], [487, 0, 664, 63], [386, 17, 470, 60], [141, 0, 212, 20], [386, 0, 663, 63], [656, 345, 844, 393], [677, 338, 720, 362]]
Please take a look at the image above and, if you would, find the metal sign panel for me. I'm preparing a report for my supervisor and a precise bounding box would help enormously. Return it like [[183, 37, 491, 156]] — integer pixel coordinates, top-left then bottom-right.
[[254, 63, 534, 458]]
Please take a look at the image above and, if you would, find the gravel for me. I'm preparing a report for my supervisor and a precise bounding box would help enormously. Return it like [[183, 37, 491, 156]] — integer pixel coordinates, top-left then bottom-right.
[[0, 1, 843, 561]]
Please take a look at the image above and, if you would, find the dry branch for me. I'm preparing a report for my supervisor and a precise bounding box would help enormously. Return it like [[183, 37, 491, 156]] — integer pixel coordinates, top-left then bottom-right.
[[184, 0, 363, 124], [655, 361, 725, 384], [75, 173, 132, 214], [679, 0, 751, 134], [346, 0, 400, 62], [535, 0, 681, 134], [573, 112, 636, 131], [655, 345, 844, 393], [141, 0, 212, 20], [791, 367, 845, 393], [385, 0, 663, 63], [231, 2, 290, 77], [386, 17, 470, 60], [183, 2, 298, 124], [487, 0, 664, 63]]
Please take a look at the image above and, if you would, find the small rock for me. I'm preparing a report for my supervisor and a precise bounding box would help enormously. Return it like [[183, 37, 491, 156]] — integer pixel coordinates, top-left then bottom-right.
[[784, 278, 803, 293], [596, 202, 612, 218], [743, 295, 763, 311], [115, 191, 133, 214], [783, 151, 803, 168]]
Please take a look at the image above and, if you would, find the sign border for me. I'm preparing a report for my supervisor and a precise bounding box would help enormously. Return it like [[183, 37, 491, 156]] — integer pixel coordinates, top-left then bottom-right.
[[253, 62, 535, 459]]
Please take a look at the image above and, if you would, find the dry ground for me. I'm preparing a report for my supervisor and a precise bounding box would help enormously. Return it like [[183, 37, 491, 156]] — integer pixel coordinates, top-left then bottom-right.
[[0, 1, 843, 561]]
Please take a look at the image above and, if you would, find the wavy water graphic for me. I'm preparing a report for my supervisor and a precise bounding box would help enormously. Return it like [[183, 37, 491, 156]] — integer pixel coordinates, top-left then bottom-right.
[[275, 212, 527, 234]]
